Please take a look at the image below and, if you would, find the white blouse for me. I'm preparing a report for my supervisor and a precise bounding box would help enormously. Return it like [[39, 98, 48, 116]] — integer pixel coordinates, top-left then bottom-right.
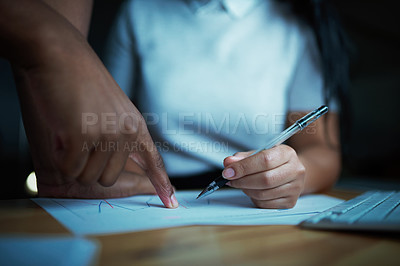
[[104, 0, 330, 176]]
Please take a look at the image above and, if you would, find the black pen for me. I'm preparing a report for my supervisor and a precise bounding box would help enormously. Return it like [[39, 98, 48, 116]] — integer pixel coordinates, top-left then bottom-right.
[[196, 105, 329, 200]]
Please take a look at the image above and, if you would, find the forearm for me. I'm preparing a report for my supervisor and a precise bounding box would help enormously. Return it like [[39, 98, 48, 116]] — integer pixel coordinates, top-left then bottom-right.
[[298, 145, 341, 194], [0, 0, 98, 136], [0, 0, 92, 67], [41, 0, 93, 37]]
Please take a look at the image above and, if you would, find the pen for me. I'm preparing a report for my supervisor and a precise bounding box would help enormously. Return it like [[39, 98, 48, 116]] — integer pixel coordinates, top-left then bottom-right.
[[196, 105, 329, 200]]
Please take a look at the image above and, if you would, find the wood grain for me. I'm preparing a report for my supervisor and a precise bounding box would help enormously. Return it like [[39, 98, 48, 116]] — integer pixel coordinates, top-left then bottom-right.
[[1, 190, 399, 266]]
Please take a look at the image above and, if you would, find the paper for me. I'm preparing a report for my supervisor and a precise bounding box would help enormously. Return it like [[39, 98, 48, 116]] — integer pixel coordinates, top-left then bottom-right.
[[33, 189, 343, 235], [0, 236, 99, 266]]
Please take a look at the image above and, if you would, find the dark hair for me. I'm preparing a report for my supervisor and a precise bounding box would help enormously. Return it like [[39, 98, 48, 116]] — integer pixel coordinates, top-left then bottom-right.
[[280, 0, 351, 150]]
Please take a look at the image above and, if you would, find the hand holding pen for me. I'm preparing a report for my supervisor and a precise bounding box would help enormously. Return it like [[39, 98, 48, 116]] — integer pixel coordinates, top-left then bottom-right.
[[197, 106, 328, 209]]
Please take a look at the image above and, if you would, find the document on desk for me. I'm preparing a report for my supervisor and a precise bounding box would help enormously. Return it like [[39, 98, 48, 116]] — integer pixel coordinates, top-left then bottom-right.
[[33, 189, 343, 236]]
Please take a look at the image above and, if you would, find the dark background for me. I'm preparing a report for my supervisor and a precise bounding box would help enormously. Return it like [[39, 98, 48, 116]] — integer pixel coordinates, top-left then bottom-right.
[[1, 0, 399, 199]]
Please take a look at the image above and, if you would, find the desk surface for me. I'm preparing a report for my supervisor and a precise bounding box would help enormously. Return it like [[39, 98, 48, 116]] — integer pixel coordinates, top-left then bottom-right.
[[1, 189, 399, 266]]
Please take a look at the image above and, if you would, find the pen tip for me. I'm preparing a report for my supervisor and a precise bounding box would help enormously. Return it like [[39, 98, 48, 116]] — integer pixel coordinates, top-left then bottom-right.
[[197, 180, 221, 200], [196, 190, 206, 200]]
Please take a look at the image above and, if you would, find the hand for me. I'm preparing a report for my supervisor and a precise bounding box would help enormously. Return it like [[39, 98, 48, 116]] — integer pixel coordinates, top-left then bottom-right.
[[37, 157, 157, 198], [222, 145, 306, 209], [13, 22, 177, 208]]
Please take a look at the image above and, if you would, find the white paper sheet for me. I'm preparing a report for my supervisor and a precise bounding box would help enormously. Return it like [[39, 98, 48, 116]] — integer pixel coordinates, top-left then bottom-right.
[[33, 189, 343, 235], [0, 236, 99, 266]]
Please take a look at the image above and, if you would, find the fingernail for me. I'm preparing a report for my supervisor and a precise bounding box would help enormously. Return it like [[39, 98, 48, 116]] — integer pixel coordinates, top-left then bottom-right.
[[170, 193, 179, 208], [226, 181, 232, 186], [222, 168, 235, 179]]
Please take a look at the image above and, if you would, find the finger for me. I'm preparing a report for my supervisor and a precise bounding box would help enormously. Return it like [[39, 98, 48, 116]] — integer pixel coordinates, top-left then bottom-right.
[[77, 145, 111, 185], [124, 155, 146, 174], [227, 162, 295, 189], [241, 181, 302, 201], [127, 172, 157, 196], [41, 171, 157, 199], [135, 132, 178, 209], [223, 151, 254, 167], [98, 149, 129, 187], [53, 133, 90, 179], [113, 171, 157, 196], [222, 145, 293, 180], [251, 196, 299, 209]]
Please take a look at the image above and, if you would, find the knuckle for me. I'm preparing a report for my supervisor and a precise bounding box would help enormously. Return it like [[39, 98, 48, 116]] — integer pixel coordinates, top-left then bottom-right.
[[297, 164, 306, 177], [261, 151, 273, 165], [119, 112, 142, 135], [261, 172, 273, 187]]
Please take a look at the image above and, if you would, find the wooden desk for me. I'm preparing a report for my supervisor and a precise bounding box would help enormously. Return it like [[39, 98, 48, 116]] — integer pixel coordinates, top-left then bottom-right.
[[1, 189, 399, 266]]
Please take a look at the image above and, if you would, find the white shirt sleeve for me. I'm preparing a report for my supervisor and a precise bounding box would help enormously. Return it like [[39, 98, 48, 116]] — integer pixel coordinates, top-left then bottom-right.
[[103, 1, 138, 99]]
